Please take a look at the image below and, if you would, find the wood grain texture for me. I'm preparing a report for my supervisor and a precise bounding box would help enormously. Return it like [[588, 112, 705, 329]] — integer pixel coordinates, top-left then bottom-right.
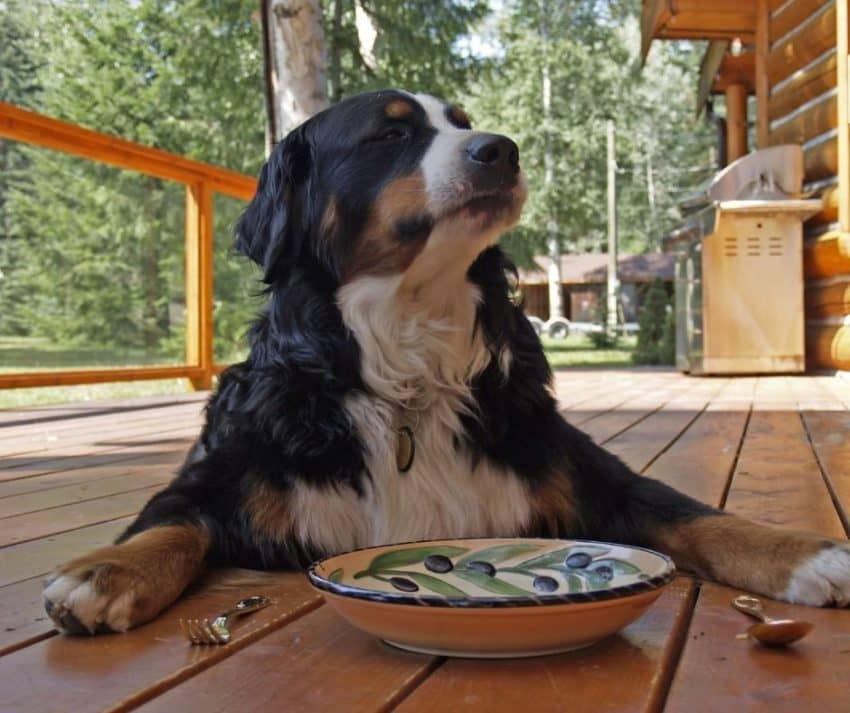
[[767, 1, 836, 86], [806, 323, 850, 369], [804, 230, 850, 278], [135, 604, 439, 713], [0, 571, 321, 713]]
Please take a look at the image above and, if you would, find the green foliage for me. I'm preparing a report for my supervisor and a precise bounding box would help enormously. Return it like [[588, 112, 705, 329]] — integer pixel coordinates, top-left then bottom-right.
[[325, 0, 489, 100], [465, 0, 714, 267], [632, 278, 673, 365], [0, 0, 266, 359]]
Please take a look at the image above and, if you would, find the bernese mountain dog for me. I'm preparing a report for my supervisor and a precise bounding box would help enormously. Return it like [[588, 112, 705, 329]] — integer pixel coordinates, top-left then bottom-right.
[[43, 90, 850, 635]]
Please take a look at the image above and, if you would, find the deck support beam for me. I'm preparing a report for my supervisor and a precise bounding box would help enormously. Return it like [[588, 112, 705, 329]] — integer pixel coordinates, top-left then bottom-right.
[[725, 82, 749, 163], [185, 183, 215, 391]]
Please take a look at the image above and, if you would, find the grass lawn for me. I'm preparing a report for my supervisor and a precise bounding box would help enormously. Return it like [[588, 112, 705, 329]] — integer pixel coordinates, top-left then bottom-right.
[[0, 334, 637, 409], [542, 334, 637, 368]]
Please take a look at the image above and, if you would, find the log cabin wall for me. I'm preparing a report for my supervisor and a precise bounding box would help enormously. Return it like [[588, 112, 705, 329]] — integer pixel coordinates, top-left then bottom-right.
[[760, 0, 850, 369]]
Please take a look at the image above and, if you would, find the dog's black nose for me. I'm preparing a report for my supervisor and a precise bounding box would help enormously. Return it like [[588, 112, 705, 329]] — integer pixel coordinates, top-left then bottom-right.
[[465, 134, 519, 175]]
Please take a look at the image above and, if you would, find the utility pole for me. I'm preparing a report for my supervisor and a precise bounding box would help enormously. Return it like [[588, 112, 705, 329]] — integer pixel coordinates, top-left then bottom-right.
[[606, 118, 619, 336]]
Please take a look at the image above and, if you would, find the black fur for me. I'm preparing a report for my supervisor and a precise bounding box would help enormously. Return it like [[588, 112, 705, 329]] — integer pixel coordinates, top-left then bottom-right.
[[121, 90, 719, 573]]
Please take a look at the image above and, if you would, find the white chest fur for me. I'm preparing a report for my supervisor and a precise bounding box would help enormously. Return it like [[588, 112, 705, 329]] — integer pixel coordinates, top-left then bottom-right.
[[288, 275, 532, 555]]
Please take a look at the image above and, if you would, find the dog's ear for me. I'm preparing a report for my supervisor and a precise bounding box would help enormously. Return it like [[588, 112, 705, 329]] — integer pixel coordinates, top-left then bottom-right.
[[235, 125, 312, 282]]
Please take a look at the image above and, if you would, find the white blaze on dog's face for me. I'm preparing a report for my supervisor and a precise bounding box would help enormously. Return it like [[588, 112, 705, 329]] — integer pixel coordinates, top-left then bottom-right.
[[398, 93, 527, 292]]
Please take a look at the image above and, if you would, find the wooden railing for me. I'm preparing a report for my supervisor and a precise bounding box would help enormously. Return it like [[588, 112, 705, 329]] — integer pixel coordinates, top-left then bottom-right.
[[0, 101, 257, 390]]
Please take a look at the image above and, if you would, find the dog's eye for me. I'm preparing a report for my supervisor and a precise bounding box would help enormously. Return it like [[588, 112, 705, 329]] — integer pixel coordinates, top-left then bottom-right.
[[370, 126, 408, 143]]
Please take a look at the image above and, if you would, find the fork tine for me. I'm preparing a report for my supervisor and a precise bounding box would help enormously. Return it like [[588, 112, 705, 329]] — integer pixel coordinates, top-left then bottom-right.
[[187, 619, 204, 644]]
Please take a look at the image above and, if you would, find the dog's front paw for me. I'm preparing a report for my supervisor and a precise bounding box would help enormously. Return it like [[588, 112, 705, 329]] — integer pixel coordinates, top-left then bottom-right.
[[781, 542, 850, 607], [43, 555, 150, 634]]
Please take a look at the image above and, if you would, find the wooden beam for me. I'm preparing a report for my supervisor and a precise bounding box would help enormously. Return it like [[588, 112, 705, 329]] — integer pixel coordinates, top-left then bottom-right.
[[641, 0, 667, 62], [810, 182, 841, 224], [804, 229, 850, 277], [725, 83, 750, 161], [0, 102, 256, 200], [804, 133, 839, 179], [0, 366, 204, 390], [806, 322, 850, 368], [757, 0, 771, 147], [805, 278, 850, 317], [768, 49, 836, 121], [767, 1, 837, 86], [185, 183, 215, 391], [837, 0, 850, 230], [770, 92, 838, 145], [697, 41, 731, 114], [771, 0, 831, 45]]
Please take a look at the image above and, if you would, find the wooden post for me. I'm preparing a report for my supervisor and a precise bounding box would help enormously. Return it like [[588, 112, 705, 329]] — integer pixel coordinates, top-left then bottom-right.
[[606, 119, 619, 335], [185, 182, 215, 391], [755, 0, 770, 148], [725, 82, 748, 163], [837, 0, 849, 232]]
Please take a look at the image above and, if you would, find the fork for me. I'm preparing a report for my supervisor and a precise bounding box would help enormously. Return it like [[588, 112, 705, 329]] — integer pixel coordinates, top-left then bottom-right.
[[180, 595, 272, 645]]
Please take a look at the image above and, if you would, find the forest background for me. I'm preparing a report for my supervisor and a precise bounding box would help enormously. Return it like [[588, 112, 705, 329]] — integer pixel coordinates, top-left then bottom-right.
[[0, 0, 714, 372]]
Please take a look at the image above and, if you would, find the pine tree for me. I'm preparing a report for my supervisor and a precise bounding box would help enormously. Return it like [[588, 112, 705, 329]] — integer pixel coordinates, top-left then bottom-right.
[[632, 278, 672, 365]]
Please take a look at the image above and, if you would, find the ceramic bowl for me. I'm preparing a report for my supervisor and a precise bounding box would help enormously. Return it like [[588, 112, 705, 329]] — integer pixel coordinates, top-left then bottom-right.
[[308, 537, 675, 658]]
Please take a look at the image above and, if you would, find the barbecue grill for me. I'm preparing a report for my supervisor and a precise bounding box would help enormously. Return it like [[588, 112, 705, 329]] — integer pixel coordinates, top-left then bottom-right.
[[670, 145, 822, 374]]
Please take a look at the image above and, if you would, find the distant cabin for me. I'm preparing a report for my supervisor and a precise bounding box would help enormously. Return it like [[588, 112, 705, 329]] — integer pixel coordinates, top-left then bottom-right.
[[517, 253, 674, 323]]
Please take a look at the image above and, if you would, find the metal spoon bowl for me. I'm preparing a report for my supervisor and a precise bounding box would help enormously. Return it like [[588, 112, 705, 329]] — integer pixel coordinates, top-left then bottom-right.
[[732, 594, 813, 647]]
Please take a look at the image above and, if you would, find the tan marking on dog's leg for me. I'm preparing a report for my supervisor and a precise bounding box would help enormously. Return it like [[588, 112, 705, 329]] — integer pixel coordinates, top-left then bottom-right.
[[242, 479, 294, 543], [43, 524, 209, 634], [652, 514, 850, 606], [526, 476, 581, 538]]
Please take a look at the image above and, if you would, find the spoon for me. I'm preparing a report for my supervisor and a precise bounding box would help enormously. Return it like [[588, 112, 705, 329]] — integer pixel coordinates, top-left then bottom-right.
[[732, 595, 813, 647]]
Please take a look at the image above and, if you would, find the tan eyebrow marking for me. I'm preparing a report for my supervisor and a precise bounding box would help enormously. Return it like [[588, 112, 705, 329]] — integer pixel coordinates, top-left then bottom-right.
[[448, 105, 472, 128], [385, 99, 414, 119]]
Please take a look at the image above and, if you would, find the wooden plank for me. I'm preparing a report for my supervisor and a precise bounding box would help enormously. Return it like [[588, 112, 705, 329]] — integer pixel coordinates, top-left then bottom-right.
[[769, 49, 836, 122], [804, 133, 838, 180], [809, 182, 840, 226], [767, 1, 837, 87], [135, 605, 440, 713], [0, 470, 172, 519], [603, 379, 725, 473], [757, 0, 772, 147], [0, 365, 205, 390], [0, 101, 256, 200], [0, 485, 162, 547], [799, 410, 850, 530], [577, 379, 694, 445], [0, 400, 203, 457], [0, 517, 131, 587], [771, 0, 831, 45], [0, 448, 185, 499], [805, 277, 850, 317], [665, 376, 850, 712], [0, 576, 55, 656], [804, 229, 850, 277], [769, 92, 838, 146], [0, 424, 199, 482], [184, 183, 215, 391], [666, 582, 850, 712], [0, 571, 321, 713], [806, 322, 850, 369]]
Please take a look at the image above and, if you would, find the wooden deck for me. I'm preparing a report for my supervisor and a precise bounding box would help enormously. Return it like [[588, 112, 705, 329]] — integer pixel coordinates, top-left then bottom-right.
[[1, 370, 849, 712]]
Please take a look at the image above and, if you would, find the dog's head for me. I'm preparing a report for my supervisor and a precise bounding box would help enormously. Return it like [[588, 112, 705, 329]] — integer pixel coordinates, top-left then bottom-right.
[[235, 90, 526, 286]]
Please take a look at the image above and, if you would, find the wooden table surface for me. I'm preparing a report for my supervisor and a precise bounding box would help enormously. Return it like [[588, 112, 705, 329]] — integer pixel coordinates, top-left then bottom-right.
[[0, 370, 849, 712]]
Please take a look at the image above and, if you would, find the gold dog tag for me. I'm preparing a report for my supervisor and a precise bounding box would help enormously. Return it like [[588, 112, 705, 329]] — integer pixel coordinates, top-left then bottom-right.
[[396, 426, 415, 473]]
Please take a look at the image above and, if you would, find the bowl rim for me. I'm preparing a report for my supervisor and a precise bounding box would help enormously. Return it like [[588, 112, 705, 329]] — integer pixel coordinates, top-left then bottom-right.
[[306, 537, 676, 608]]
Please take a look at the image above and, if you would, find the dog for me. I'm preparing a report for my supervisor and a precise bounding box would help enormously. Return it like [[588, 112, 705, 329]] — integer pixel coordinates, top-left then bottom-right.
[[43, 90, 850, 634]]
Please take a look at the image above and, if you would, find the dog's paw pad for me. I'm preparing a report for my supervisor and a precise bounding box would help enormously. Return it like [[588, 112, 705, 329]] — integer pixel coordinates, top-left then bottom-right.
[[782, 543, 850, 607], [43, 570, 135, 635]]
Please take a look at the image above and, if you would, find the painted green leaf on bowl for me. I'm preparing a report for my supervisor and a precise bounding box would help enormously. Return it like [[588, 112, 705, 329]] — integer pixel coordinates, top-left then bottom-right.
[[455, 543, 542, 568], [356, 545, 469, 578]]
